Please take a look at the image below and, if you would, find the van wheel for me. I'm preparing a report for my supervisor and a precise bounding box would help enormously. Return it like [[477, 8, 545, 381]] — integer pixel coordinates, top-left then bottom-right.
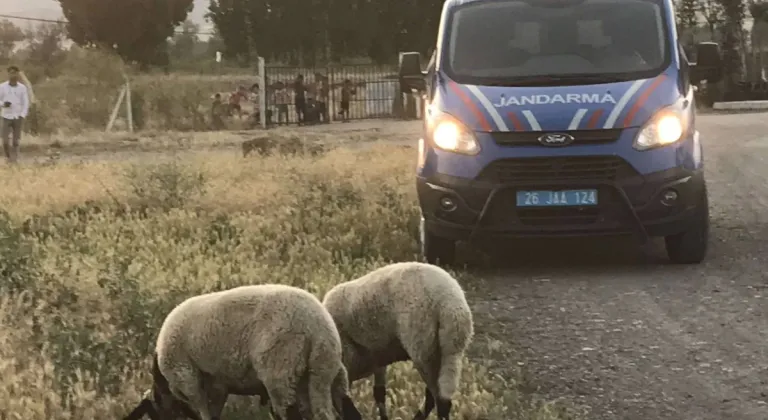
[[420, 218, 456, 265], [664, 187, 709, 264]]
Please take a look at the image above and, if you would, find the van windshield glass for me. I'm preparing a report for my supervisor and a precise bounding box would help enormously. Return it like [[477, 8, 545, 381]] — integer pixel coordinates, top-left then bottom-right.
[[445, 0, 668, 85]]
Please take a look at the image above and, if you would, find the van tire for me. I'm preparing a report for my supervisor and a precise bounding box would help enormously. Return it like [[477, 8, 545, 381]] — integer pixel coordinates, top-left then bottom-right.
[[420, 219, 456, 266], [664, 186, 709, 264]]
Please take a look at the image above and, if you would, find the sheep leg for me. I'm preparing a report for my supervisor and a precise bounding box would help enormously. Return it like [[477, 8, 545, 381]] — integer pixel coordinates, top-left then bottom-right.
[[373, 367, 389, 420], [411, 356, 442, 420], [204, 385, 229, 419], [412, 387, 435, 420], [169, 369, 217, 420], [436, 397, 452, 420], [332, 365, 362, 420], [261, 373, 300, 420]]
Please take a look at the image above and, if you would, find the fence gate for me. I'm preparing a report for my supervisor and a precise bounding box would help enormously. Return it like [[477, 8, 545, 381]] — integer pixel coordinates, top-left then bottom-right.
[[262, 63, 399, 126]]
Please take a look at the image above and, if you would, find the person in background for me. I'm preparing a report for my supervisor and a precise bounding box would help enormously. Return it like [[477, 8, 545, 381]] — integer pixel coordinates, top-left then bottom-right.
[[248, 83, 272, 128], [0, 66, 30, 163], [293, 74, 307, 124], [228, 85, 248, 118], [338, 79, 356, 123], [211, 93, 226, 130], [272, 81, 291, 125], [313, 72, 330, 123]]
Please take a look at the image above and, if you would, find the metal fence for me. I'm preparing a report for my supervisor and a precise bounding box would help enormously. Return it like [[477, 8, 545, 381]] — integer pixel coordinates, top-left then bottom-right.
[[263, 64, 399, 125]]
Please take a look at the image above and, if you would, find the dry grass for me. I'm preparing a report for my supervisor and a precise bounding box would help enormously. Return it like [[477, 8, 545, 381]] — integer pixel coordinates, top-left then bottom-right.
[[0, 135, 572, 420]]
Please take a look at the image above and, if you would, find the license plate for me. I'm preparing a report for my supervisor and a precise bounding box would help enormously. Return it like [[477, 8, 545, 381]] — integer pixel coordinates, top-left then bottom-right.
[[516, 189, 598, 207]]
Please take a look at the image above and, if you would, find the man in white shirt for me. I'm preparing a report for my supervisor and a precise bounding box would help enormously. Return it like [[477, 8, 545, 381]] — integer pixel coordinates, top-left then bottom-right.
[[0, 66, 30, 163]]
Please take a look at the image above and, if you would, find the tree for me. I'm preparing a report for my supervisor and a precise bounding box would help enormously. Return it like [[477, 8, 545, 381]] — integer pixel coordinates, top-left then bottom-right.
[[700, 0, 725, 39], [57, 0, 194, 68], [207, 0, 445, 65], [0, 20, 24, 63], [170, 20, 200, 61], [24, 23, 68, 78], [676, 0, 698, 42], [207, 0, 253, 64], [717, 0, 745, 87]]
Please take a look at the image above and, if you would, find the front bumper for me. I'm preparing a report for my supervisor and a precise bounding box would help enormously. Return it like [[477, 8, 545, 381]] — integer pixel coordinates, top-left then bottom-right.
[[417, 163, 706, 243]]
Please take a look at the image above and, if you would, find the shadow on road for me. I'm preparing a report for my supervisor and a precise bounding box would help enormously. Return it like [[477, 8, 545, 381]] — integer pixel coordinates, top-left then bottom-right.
[[458, 234, 707, 282]]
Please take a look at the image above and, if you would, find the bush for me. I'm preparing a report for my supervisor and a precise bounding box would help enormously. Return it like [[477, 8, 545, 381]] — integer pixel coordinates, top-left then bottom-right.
[[0, 144, 571, 420]]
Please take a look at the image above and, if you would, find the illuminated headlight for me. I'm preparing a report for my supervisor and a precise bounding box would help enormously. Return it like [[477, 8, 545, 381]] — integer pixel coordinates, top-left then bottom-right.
[[633, 111, 685, 151], [430, 117, 480, 155]]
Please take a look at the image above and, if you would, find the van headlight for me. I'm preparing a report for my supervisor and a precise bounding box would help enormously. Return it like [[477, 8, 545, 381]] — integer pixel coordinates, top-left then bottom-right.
[[633, 109, 686, 151], [428, 114, 480, 155]]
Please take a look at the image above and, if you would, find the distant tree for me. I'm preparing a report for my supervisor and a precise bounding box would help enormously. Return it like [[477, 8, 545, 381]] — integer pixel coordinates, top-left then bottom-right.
[[717, 0, 745, 86], [677, 0, 699, 40], [24, 23, 68, 78], [701, 0, 726, 37], [207, 0, 253, 64], [57, 0, 194, 68], [750, 1, 768, 22], [0, 20, 24, 63], [170, 20, 200, 61]]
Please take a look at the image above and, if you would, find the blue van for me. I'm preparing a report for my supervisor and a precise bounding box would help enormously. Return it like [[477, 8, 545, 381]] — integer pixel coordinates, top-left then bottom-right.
[[399, 0, 723, 265]]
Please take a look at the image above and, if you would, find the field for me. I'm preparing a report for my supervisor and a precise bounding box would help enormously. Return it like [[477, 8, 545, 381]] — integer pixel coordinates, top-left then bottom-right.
[[0, 121, 571, 419], [24, 47, 401, 134]]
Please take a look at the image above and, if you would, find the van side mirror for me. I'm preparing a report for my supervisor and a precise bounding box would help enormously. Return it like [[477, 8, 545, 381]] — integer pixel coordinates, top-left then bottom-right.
[[690, 42, 723, 85], [399, 51, 426, 92]]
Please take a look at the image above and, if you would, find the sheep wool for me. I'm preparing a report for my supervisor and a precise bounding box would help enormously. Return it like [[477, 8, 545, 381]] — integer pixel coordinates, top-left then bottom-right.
[[322, 262, 474, 420], [123, 284, 361, 420]]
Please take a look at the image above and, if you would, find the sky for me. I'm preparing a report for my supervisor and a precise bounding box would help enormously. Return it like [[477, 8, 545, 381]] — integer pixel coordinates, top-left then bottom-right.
[[0, 0, 213, 34]]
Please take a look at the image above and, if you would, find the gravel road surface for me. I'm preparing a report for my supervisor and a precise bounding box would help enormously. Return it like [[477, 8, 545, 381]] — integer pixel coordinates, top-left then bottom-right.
[[466, 112, 768, 419]]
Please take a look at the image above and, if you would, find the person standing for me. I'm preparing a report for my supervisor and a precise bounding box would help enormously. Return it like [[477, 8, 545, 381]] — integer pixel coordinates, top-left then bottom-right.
[[313, 72, 330, 123], [272, 81, 291, 125], [293, 74, 307, 125], [338, 79, 356, 122], [0, 66, 30, 164]]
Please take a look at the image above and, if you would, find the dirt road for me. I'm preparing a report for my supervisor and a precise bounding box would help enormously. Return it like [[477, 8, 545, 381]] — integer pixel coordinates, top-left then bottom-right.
[[465, 112, 768, 419], [285, 115, 768, 419]]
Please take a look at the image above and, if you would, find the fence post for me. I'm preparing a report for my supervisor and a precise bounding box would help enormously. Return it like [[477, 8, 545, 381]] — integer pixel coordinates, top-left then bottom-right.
[[106, 84, 127, 132], [125, 78, 134, 133], [258, 56, 267, 129], [328, 65, 335, 123]]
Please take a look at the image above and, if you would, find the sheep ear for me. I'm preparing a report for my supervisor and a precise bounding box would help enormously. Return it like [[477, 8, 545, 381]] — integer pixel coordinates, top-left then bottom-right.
[[122, 399, 155, 420]]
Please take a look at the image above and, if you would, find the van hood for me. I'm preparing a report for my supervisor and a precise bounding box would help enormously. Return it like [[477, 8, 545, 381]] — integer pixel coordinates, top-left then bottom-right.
[[434, 71, 680, 132]]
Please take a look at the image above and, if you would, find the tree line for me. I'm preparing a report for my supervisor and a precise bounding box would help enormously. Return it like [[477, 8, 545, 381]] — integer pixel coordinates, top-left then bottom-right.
[[0, 0, 767, 82], [50, 0, 444, 67]]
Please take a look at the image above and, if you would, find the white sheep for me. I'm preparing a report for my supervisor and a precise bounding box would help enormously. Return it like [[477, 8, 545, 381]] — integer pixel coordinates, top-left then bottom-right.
[[122, 284, 362, 420], [322, 262, 474, 420]]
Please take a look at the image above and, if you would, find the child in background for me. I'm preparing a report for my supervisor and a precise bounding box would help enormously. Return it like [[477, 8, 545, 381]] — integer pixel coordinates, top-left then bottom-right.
[[248, 83, 272, 127], [338, 79, 356, 122], [272, 81, 291, 125], [211, 93, 226, 130], [228, 85, 248, 118]]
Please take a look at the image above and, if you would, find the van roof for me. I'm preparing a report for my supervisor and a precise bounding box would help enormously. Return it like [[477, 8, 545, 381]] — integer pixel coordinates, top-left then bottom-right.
[[444, 0, 667, 8]]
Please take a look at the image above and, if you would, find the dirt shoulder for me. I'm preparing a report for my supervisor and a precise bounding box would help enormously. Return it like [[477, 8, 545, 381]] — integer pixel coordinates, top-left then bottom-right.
[[466, 113, 768, 419]]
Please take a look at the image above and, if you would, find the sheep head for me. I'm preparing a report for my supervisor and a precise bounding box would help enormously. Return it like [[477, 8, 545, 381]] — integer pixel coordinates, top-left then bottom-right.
[[122, 387, 201, 420]]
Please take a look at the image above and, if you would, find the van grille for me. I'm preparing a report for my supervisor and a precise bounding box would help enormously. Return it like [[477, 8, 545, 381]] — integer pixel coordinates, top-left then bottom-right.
[[476, 155, 636, 183], [490, 129, 623, 147]]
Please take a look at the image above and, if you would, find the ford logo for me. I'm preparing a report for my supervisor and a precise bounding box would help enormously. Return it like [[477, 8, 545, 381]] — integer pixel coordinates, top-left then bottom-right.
[[538, 132, 575, 146]]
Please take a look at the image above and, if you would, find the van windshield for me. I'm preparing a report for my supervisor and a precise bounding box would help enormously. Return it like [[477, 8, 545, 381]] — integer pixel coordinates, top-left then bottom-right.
[[444, 0, 669, 86]]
